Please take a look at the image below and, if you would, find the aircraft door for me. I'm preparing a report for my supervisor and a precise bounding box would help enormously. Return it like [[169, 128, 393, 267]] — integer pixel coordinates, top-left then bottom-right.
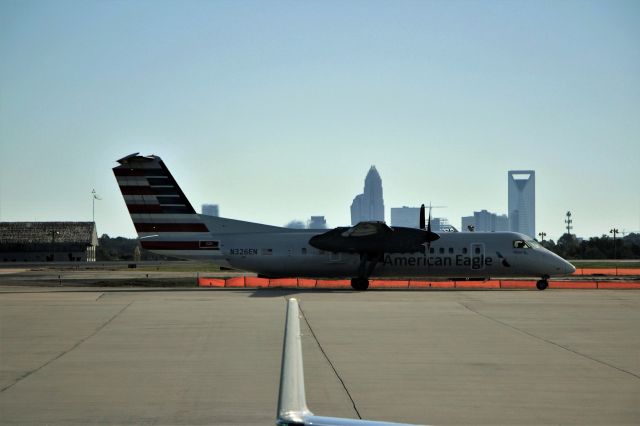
[[470, 243, 485, 271]]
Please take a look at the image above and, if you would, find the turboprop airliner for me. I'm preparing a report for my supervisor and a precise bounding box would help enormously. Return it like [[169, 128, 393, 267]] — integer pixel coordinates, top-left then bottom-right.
[[113, 153, 575, 290]]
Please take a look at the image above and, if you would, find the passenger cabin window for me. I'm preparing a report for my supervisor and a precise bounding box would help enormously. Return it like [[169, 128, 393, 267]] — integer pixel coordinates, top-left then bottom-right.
[[462, 247, 468, 254], [474, 247, 481, 254], [439, 247, 444, 254], [448, 247, 454, 254], [429, 247, 435, 254], [513, 240, 531, 249]]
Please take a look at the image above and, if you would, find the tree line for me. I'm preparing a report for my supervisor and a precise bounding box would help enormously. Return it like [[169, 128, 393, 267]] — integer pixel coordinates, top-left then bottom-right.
[[541, 233, 640, 259]]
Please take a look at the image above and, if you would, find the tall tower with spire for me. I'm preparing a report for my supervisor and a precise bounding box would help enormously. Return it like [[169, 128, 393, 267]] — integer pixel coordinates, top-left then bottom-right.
[[351, 166, 385, 225]]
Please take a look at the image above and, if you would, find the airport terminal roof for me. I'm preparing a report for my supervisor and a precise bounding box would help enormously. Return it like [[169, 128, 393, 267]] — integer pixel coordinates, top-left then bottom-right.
[[0, 222, 98, 246]]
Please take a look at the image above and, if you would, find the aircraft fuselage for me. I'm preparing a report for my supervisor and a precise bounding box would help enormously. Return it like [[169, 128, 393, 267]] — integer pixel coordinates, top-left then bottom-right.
[[188, 226, 574, 279]]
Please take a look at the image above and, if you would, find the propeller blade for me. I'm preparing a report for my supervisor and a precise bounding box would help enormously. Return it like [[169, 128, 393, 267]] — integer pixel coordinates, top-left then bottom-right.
[[424, 203, 440, 244], [419, 204, 426, 230]]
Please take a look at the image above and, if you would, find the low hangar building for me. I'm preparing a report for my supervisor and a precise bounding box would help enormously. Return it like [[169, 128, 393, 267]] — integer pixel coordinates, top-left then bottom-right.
[[0, 222, 98, 262]]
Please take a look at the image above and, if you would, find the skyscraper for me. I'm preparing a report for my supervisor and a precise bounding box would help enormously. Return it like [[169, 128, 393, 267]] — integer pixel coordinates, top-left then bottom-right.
[[351, 166, 385, 225], [508, 170, 535, 237]]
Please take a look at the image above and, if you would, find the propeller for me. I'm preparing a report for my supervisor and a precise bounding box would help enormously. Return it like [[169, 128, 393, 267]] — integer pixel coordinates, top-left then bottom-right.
[[420, 203, 440, 249]]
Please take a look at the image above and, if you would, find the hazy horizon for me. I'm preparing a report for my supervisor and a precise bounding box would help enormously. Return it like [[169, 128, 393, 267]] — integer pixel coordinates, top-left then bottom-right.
[[1, 0, 639, 240]]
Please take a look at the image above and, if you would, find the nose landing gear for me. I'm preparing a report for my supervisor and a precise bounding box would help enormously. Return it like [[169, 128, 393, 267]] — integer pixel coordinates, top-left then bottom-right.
[[350, 277, 369, 291], [536, 275, 549, 291]]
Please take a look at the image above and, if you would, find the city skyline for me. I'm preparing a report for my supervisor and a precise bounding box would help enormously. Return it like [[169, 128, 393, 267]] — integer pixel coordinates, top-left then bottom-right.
[[1, 1, 638, 240]]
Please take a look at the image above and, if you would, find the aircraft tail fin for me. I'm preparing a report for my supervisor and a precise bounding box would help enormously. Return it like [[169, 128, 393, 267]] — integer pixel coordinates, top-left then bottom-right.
[[113, 153, 216, 256], [113, 153, 287, 259]]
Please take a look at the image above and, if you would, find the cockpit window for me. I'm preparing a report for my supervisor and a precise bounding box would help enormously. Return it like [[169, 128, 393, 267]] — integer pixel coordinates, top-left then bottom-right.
[[527, 240, 542, 249], [512, 239, 541, 249]]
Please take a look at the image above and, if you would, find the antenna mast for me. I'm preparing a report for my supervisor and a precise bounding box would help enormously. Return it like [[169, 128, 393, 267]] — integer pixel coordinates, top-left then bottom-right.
[[565, 211, 573, 235]]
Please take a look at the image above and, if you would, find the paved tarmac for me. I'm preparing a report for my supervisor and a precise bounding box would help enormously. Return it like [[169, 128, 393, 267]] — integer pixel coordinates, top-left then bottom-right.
[[0, 287, 638, 425]]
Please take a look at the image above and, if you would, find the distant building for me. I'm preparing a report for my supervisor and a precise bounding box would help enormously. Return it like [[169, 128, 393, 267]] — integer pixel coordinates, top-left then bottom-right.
[[495, 214, 509, 231], [508, 170, 535, 237], [461, 216, 475, 232], [308, 216, 327, 229], [350, 194, 364, 225], [284, 220, 306, 229], [351, 166, 385, 225], [0, 222, 98, 262], [391, 206, 420, 228], [202, 204, 219, 217], [461, 210, 509, 232], [430, 217, 457, 233]]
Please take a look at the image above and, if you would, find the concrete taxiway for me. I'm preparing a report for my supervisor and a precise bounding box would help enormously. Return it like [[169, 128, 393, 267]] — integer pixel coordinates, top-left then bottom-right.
[[1, 287, 638, 425]]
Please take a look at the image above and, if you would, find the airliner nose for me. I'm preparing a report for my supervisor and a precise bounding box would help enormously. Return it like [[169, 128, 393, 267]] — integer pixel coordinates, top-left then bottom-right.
[[556, 258, 576, 275], [548, 254, 576, 276]]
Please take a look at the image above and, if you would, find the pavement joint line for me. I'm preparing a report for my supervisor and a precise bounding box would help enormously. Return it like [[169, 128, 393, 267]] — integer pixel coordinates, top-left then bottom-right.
[[297, 300, 362, 420], [458, 302, 640, 381], [0, 300, 134, 394]]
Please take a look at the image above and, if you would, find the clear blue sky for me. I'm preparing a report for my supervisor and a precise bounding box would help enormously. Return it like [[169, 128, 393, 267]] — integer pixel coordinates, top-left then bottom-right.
[[1, 0, 639, 240]]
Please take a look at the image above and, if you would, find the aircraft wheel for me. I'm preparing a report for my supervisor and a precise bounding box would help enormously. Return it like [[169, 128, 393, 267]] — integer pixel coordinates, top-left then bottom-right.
[[536, 279, 549, 291], [351, 278, 369, 291]]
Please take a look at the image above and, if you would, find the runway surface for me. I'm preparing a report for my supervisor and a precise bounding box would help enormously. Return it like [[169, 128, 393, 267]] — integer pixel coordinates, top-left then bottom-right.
[[1, 287, 639, 425]]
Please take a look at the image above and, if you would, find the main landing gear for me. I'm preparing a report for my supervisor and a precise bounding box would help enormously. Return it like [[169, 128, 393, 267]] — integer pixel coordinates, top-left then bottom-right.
[[350, 252, 381, 291], [536, 275, 549, 291], [350, 277, 369, 291]]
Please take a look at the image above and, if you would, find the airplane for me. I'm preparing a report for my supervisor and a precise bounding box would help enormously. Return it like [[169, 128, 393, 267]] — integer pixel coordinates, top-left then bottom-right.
[[277, 297, 424, 426], [113, 153, 575, 290]]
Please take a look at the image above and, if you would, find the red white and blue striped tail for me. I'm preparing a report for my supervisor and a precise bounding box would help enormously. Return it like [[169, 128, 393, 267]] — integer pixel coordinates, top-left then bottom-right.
[[113, 153, 219, 258]]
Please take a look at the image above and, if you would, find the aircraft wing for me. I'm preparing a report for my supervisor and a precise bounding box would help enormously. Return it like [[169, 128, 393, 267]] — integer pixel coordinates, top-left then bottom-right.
[[277, 298, 425, 426]]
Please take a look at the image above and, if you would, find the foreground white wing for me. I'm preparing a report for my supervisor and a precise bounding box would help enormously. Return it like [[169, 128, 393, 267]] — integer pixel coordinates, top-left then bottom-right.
[[276, 298, 425, 426]]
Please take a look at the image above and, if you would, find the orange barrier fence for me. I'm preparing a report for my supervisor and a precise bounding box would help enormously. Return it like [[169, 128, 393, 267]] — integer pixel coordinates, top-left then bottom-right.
[[198, 277, 640, 290], [573, 268, 640, 276]]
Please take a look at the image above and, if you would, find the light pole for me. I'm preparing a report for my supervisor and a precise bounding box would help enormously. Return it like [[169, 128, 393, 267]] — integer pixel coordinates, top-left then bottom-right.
[[538, 232, 547, 243], [609, 228, 619, 260], [610, 228, 619, 276]]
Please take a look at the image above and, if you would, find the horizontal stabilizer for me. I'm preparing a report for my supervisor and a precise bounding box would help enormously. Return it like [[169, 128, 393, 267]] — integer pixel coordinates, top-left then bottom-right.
[[277, 298, 313, 424], [276, 298, 425, 426]]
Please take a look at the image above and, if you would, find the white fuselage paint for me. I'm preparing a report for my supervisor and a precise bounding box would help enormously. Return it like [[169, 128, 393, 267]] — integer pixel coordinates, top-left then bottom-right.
[[160, 227, 574, 279]]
